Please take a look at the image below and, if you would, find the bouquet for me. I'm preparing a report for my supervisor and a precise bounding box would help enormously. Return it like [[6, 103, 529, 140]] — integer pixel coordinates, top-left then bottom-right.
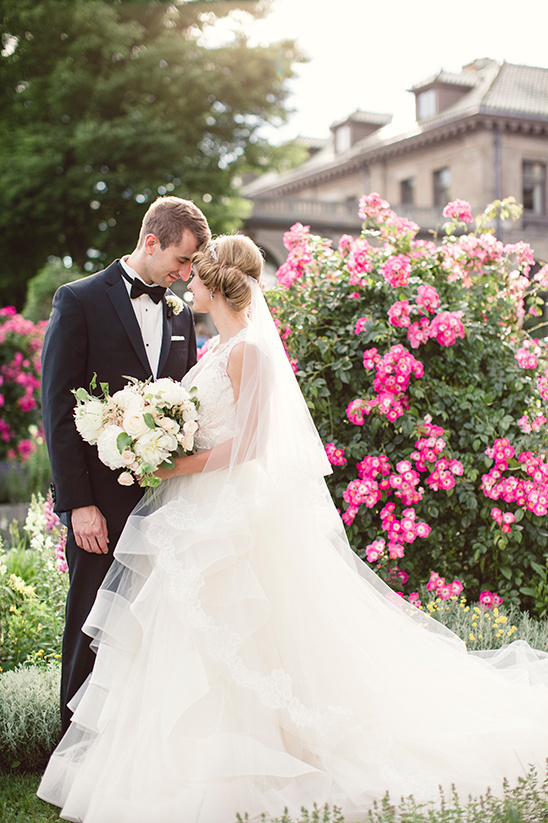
[[72, 375, 200, 487]]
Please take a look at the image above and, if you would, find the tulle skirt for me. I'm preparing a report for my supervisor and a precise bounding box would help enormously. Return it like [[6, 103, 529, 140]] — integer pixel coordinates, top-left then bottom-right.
[[38, 463, 548, 822]]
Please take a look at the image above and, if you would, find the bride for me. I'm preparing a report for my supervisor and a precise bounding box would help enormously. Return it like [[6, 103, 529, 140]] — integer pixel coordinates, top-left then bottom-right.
[[39, 235, 548, 822]]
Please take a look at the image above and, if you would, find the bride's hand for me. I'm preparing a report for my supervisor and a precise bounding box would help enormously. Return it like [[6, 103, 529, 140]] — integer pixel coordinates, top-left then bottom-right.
[[154, 456, 188, 481]]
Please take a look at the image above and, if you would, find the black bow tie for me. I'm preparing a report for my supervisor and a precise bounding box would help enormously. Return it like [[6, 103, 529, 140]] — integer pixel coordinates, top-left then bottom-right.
[[121, 270, 166, 304]]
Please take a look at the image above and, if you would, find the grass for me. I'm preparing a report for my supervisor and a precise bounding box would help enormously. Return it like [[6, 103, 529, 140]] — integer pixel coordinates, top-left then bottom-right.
[[0, 773, 59, 822], [2, 768, 548, 823]]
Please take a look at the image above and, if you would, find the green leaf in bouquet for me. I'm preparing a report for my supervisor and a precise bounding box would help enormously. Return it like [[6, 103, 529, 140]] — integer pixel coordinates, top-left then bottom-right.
[[73, 387, 89, 403], [160, 456, 176, 470], [143, 413, 156, 429], [116, 432, 133, 453]]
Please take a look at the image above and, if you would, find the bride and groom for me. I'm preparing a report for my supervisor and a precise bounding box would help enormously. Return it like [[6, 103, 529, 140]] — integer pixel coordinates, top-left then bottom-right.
[[40, 203, 548, 822]]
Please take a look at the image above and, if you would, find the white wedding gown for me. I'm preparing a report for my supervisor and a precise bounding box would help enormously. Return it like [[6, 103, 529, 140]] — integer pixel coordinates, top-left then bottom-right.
[[39, 327, 548, 823]]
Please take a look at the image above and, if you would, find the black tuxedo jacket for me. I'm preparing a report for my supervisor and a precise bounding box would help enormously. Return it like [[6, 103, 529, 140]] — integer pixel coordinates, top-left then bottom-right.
[[41, 260, 197, 535]]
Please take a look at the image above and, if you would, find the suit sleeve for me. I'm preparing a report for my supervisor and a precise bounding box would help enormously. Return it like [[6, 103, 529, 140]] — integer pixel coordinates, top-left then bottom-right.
[[41, 285, 95, 514]]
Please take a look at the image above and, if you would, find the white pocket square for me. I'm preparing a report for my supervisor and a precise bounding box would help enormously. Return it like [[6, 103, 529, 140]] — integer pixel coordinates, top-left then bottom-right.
[[171, 335, 186, 341]]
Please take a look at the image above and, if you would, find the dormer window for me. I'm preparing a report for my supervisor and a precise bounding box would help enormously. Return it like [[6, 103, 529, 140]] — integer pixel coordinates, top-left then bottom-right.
[[417, 89, 436, 120], [334, 124, 352, 154]]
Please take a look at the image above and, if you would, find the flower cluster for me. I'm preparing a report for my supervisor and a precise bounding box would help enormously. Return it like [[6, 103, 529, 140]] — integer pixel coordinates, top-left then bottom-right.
[[73, 376, 200, 487], [442, 199, 474, 224], [0, 307, 46, 461], [426, 571, 464, 599], [325, 442, 347, 466], [276, 223, 316, 288], [381, 254, 412, 288], [490, 507, 515, 534], [351, 344, 423, 423], [482, 439, 548, 518], [479, 590, 503, 608]]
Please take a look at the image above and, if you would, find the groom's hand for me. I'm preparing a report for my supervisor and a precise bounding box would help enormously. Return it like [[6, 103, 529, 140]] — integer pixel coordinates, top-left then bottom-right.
[[71, 505, 109, 554]]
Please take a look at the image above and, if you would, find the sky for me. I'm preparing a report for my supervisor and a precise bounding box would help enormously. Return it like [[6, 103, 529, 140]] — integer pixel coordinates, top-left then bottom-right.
[[210, 0, 548, 142]]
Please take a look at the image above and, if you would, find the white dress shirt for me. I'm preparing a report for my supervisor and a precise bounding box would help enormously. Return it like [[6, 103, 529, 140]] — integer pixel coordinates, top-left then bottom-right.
[[120, 257, 163, 378]]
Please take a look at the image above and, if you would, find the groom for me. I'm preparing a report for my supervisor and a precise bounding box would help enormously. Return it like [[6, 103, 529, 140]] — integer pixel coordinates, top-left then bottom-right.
[[41, 196, 210, 733]]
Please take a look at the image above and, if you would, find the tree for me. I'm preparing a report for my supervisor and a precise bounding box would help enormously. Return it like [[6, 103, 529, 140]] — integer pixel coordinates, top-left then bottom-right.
[[0, 0, 301, 306]]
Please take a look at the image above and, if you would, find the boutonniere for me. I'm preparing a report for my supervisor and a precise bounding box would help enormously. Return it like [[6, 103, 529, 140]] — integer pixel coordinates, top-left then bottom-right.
[[165, 294, 184, 316]]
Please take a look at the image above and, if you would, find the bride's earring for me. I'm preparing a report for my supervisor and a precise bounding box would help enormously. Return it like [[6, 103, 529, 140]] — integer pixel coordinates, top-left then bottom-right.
[[210, 289, 215, 301]]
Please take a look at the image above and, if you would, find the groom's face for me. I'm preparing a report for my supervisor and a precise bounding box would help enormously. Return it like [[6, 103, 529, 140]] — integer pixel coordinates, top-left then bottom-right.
[[143, 229, 198, 287]]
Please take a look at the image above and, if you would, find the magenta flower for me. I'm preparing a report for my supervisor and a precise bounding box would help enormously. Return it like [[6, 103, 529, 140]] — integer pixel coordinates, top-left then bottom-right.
[[381, 254, 412, 288], [325, 442, 347, 467], [442, 199, 473, 224]]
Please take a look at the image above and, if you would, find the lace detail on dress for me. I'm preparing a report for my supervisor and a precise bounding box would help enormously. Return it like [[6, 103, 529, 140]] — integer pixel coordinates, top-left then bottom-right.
[[143, 513, 352, 740], [182, 329, 247, 451]]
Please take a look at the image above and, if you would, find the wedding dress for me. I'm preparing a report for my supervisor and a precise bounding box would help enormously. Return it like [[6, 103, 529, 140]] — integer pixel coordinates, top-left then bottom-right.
[[39, 282, 548, 823]]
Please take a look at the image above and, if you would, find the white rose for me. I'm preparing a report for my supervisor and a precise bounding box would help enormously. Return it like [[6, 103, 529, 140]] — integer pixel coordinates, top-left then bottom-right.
[[123, 411, 149, 438], [149, 378, 187, 408], [160, 417, 179, 433], [118, 471, 135, 486], [179, 434, 194, 452], [74, 400, 105, 444], [121, 449, 136, 466], [112, 387, 144, 412], [183, 420, 198, 435], [97, 425, 127, 469], [133, 429, 173, 469]]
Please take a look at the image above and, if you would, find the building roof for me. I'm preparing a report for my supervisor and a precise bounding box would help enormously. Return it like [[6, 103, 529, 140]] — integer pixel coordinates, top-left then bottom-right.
[[244, 59, 548, 198], [330, 110, 393, 130], [409, 69, 479, 93]]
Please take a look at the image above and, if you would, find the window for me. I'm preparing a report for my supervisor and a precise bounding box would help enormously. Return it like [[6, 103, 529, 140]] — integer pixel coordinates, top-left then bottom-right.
[[417, 89, 436, 120], [523, 161, 546, 214], [433, 167, 451, 208], [334, 125, 351, 154], [400, 178, 415, 205]]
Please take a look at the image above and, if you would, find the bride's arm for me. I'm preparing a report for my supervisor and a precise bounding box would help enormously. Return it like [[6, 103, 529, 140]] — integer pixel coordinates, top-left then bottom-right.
[[155, 342, 254, 481]]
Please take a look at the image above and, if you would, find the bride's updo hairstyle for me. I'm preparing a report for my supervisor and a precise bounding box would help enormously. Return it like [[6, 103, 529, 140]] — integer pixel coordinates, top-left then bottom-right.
[[192, 235, 263, 312]]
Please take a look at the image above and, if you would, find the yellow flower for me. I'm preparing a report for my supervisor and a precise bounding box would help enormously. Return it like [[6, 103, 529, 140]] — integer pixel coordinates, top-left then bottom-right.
[[469, 633, 475, 641]]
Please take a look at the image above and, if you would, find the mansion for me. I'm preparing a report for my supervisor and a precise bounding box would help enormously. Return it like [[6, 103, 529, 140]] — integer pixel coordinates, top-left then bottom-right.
[[243, 58, 548, 274]]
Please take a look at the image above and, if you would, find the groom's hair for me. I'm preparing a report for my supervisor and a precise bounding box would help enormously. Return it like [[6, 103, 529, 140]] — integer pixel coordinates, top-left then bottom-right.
[[137, 196, 211, 250]]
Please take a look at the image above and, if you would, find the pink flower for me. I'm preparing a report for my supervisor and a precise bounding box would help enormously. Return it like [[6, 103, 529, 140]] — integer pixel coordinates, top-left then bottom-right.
[[407, 317, 431, 349], [358, 192, 391, 221], [429, 311, 465, 347], [387, 300, 411, 328], [381, 254, 412, 288], [354, 316, 369, 335], [325, 442, 347, 467], [416, 285, 440, 315], [442, 199, 473, 224]]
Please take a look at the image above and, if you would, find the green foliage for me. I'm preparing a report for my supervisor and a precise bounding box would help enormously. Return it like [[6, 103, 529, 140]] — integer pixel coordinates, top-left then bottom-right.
[[23, 258, 85, 323], [0, 439, 52, 504], [0, 663, 61, 773], [267, 198, 548, 614], [0, 495, 68, 671], [0, 0, 302, 306]]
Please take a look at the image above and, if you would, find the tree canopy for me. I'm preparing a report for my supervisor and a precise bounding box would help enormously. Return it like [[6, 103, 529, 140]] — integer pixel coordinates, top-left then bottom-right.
[[0, 0, 301, 306]]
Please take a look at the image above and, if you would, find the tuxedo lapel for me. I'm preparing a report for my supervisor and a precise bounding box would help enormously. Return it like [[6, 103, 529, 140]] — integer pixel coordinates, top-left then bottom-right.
[[106, 271, 152, 376], [158, 296, 173, 377]]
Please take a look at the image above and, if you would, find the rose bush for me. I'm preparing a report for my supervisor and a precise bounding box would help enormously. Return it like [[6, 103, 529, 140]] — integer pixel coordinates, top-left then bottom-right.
[[267, 196, 548, 616], [0, 308, 46, 461]]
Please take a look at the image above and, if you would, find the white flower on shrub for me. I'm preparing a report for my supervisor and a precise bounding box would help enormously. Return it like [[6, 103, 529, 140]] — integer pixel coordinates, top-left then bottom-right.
[[74, 400, 105, 444], [97, 424, 127, 469]]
